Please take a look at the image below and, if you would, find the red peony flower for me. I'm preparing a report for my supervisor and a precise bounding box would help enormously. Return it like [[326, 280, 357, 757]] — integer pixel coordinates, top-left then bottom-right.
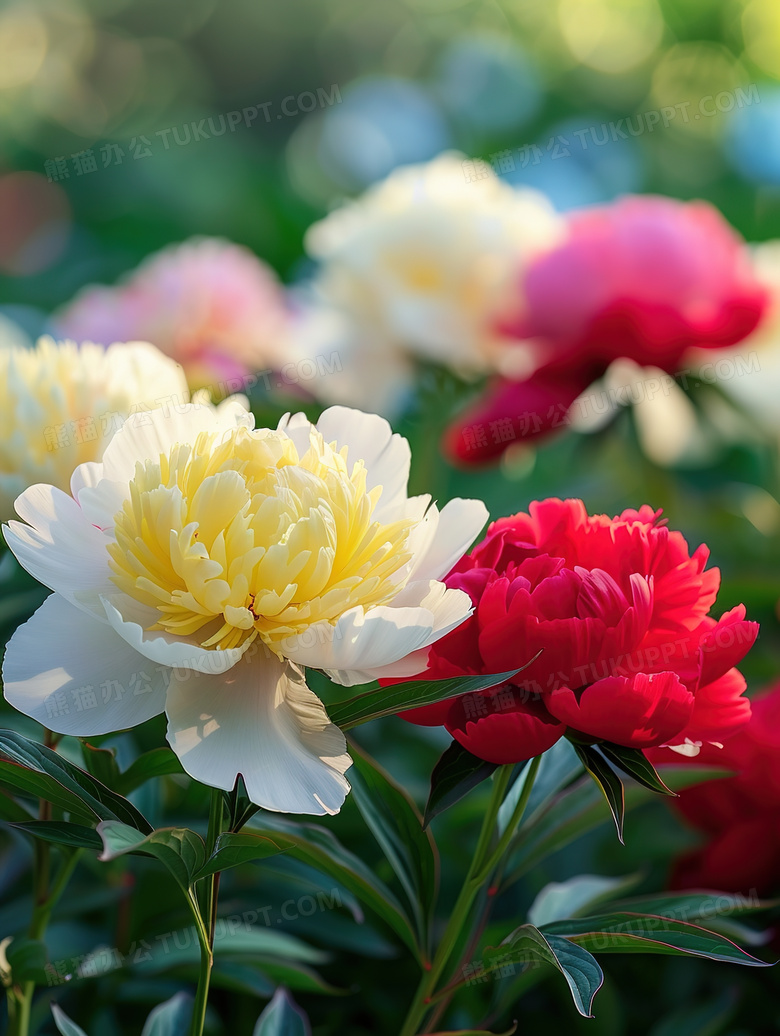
[[446, 195, 768, 465], [650, 682, 780, 894], [400, 498, 758, 764]]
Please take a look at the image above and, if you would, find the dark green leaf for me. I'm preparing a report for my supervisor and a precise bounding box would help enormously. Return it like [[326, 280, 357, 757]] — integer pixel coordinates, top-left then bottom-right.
[[253, 988, 311, 1035], [328, 670, 524, 730], [348, 745, 437, 948], [0, 759, 96, 826], [80, 743, 120, 789], [428, 1028, 517, 1036], [116, 749, 185, 795], [5, 937, 48, 984], [194, 831, 287, 880], [598, 743, 675, 796], [0, 786, 35, 823], [0, 730, 151, 832], [507, 767, 730, 884], [541, 912, 772, 966], [573, 744, 625, 843], [141, 993, 193, 1036], [11, 820, 103, 851], [518, 739, 583, 826], [483, 925, 603, 1017], [97, 822, 206, 891], [528, 874, 642, 927], [51, 1004, 89, 1036], [246, 816, 420, 958], [606, 891, 774, 945], [424, 740, 497, 829]]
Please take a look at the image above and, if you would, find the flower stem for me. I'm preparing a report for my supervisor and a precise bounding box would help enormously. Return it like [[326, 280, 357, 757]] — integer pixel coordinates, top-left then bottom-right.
[[9, 850, 81, 1036], [189, 788, 225, 1036], [398, 757, 541, 1036], [7, 729, 79, 1036]]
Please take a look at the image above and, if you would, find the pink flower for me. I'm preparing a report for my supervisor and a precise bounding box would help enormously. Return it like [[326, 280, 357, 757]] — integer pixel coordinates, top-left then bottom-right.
[[446, 196, 768, 464], [56, 238, 290, 390], [399, 499, 758, 763]]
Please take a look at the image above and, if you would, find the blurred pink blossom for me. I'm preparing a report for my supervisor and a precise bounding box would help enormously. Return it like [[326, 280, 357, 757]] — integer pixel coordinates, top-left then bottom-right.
[[446, 195, 768, 464], [56, 238, 290, 391]]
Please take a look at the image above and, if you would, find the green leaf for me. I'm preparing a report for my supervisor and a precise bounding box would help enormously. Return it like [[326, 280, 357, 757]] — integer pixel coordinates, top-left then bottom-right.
[[428, 1028, 517, 1036], [521, 739, 583, 824], [572, 744, 625, 843], [328, 670, 524, 730], [606, 891, 775, 945], [348, 746, 437, 948], [598, 743, 675, 796], [116, 749, 185, 795], [194, 831, 288, 880], [5, 937, 48, 984], [0, 760, 96, 826], [245, 816, 420, 958], [253, 988, 311, 1035], [0, 730, 151, 832], [483, 925, 603, 1017], [425, 740, 497, 830], [506, 767, 730, 884], [141, 993, 193, 1036], [11, 820, 104, 851], [80, 743, 120, 788], [540, 912, 772, 966], [97, 822, 206, 891], [51, 1004, 89, 1036], [0, 787, 35, 823], [528, 874, 642, 928]]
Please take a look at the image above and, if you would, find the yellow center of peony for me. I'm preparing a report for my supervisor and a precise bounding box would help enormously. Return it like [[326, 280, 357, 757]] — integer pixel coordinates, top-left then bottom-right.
[[107, 426, 415, 654]]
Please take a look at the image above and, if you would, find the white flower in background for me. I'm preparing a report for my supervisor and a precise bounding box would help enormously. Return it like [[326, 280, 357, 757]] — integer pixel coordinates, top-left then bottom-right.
[[55, 238, 291, 392], [285, 294, 415, 420], [0, 337, 189, 523], [3, 403, 487, 814], [568, 358, 716, 467], [302, 153, 562, 410]]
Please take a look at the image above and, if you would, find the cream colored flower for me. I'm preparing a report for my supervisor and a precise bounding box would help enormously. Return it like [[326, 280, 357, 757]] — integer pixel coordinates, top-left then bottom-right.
[[0, 337, 189, 523], [3, 403, 488, 814], [301, 153, 562, 412]]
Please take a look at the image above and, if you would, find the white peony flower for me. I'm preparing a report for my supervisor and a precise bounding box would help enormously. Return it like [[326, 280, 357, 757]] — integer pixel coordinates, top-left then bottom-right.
[[2, 402, 487, 815], [301, 153, 562, 413], [0, 337, 189, 523]]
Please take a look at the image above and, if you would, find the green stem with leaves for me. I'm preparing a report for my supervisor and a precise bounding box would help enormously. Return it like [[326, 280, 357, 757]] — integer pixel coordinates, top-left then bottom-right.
[[399, 757, 541, 1036], [189, 788, 226, 1036], [7, 730, 77, 1036]]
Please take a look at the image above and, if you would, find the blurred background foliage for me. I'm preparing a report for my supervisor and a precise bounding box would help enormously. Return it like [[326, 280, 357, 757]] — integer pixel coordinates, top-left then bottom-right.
[[2, 0, 780, 1033]]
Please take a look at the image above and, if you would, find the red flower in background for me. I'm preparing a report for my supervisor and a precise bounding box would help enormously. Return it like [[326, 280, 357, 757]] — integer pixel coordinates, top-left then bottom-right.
[[650, 683, 780, 895], [446, 195, 768, 464], [400, 498, 758, 764]]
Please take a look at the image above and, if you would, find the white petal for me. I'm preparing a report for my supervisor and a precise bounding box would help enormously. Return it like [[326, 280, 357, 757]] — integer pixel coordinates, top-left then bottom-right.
[[275, 410, 315, 457], [277, 406, 412, 522], [100, 593, 248, 675], [4, 484, 114, 620], [2, 593, 168, 735], [281, 583, 472, 686], [165, 653, 351, 815], [69, 461, 103, 499], [99, 401, 253, 486], [76, 476, 130, 531], [314, 406, 411, 522], [407, 498, 488, 583]]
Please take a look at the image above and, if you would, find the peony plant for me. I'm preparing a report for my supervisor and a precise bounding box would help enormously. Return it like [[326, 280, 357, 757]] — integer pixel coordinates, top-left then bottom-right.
[[0, 403, 770, 1035]]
